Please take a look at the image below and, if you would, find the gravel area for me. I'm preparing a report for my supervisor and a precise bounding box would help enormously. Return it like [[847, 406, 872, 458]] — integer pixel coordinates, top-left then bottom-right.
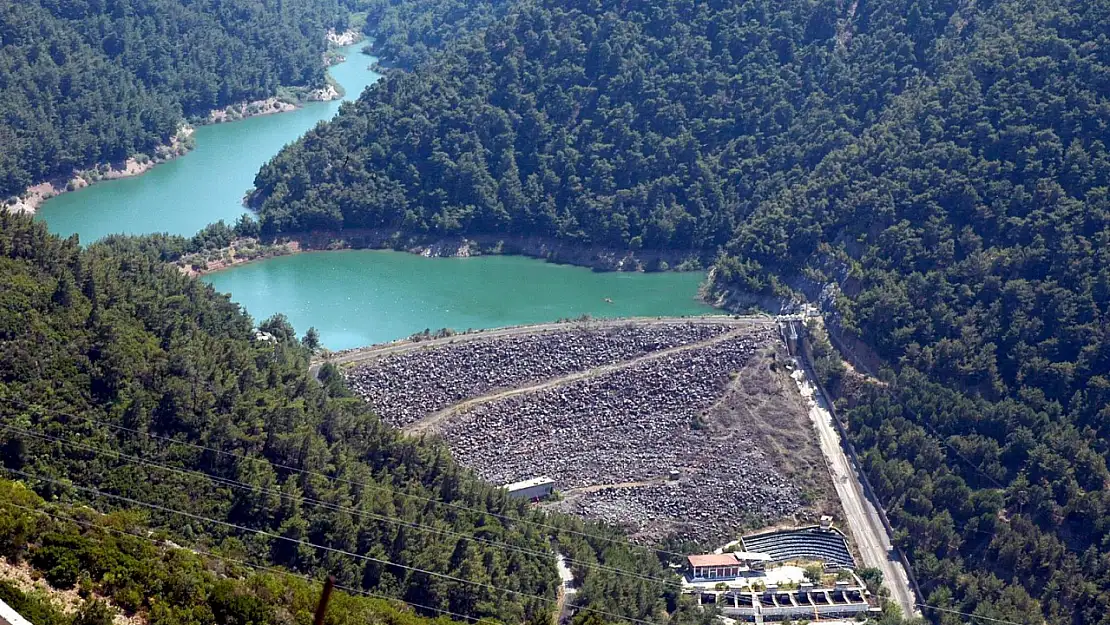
[[345, 323, 733, 427], [345, 321, 805, 544], [439, 326, 801, 543]]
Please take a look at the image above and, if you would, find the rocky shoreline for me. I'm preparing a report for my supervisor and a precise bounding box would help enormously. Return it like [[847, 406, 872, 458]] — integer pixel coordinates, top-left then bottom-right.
[[180, 228, 708, 277], [3, 125, 196, 214], [205, 83, 342, 123], [4, 82, 346, 215], [5, 32, 359, 216], [207, 98, 298, 123], [326, 28, 363, 47], [207, 77, 347, 123], [179, 238, 301, 277]]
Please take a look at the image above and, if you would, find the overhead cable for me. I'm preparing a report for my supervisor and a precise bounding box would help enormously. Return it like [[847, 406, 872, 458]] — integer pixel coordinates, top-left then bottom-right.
[[3, 501, 484, 624], [0, 467, 667, 625], [0, 395, 687, 559], [0, 421, 679, 588]]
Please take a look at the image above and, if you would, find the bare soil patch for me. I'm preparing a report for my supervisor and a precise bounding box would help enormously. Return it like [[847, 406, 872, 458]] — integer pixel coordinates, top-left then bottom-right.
[[0, 557, 143, 625]]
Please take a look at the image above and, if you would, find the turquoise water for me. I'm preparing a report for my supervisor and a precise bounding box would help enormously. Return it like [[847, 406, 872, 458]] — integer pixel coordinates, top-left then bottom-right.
[[36, 42, 714, 349], [36, 44, 381, 243], [202, 251, 712, 350]]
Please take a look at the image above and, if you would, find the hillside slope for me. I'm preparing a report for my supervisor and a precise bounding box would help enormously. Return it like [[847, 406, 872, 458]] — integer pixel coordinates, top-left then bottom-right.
[[721, 0, 1110, 622], [0, 478, 463, 625], [0, 213, 681, 625], [248, 0, 953, 244], [360, 0, 514, 68], [246, 0, 1110, 622], [0, 0, 350, 199]]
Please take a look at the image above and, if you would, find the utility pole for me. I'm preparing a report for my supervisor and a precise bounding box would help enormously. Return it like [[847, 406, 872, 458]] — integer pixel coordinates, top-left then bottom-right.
[[313, 576, 336, 625]]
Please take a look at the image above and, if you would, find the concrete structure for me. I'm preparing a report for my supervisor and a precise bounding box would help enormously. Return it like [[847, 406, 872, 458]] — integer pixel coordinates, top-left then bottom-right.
[[683, 532, 879, 621], [742, 526, 855, 569], [0, 598, 32, 625], [706, 582, 880, 622], [697, 579, 880, 622], [687, 551, 772, 580], [503, 476, 555, 500]]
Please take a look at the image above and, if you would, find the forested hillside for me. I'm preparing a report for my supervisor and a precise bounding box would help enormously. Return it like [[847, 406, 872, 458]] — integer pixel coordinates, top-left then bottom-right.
[[0, 479, 461, 625], [0, 214, 684, 625], [728, 0, 1110, 622], [0, 0, 349, 198], [248, 0, 1110, 622], [361, 0, 512, 67], [249, 0, 950, 242]]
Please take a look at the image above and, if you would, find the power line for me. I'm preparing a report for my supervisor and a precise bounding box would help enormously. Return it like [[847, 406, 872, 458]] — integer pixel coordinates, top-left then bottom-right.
[[0, 467, 666, 625], [8, 502, 481, 622], [0, 395, 687, 560], [917, 602, 1028, 625], [20, 493, 1024, 625], [898, 401, 1006, 490], [2, 501, 484, 624], [17, 489, 1022, 625], [0, 421, 680, 588]]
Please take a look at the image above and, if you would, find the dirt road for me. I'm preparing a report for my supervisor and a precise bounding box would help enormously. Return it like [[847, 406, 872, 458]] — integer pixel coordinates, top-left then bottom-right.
[[789, 359, 919, 618], [403, 325, 759, 435]]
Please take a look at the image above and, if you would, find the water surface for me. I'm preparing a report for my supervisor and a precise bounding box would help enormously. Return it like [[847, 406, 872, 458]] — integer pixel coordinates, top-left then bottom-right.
[[36, 42, 715, 349], [37, 44, 381, 242], [203, 251, 713, 349]]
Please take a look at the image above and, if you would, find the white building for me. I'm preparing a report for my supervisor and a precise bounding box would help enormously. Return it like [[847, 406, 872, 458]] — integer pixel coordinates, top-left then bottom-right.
[[503, 476, 555, 500], [687, 552, 773, 580]]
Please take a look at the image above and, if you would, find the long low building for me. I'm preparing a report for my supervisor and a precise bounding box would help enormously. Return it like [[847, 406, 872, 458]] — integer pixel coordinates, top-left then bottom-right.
[[687, 551, 772, 580], [702, 581, 880, 622]]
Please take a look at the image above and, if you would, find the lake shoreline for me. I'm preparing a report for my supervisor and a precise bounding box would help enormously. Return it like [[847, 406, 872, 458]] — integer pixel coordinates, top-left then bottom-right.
[[202, 244, 716, 350], [8, 89, 343, 215], [6, 36, 364, 216], [3, 125, 197, 214], [180, 229, 708, 277]]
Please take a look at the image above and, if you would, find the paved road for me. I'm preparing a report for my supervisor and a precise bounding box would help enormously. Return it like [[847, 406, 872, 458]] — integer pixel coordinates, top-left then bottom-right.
[[789, 351, 919, 618]]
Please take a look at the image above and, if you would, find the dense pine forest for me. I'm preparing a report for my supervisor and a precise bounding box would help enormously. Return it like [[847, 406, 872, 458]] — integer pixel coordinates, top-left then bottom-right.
[[0, 478, 462, 625], [0, 214, 689, 625], [361, 0, 511, 68], [249, 0, 949, 245], [0, 0, 350, 199], [248, 0, 1110, 623], [726, 1, 1110, 623]]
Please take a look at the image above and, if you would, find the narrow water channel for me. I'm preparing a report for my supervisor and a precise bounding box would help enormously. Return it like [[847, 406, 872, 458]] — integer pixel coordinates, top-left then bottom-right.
[[36, 44, 382, 242]]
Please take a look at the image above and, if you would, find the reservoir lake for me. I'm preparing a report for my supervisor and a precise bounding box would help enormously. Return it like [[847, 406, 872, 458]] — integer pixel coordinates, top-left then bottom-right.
[[36, 44, 714, 349], [204, 251, 711, 350]]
